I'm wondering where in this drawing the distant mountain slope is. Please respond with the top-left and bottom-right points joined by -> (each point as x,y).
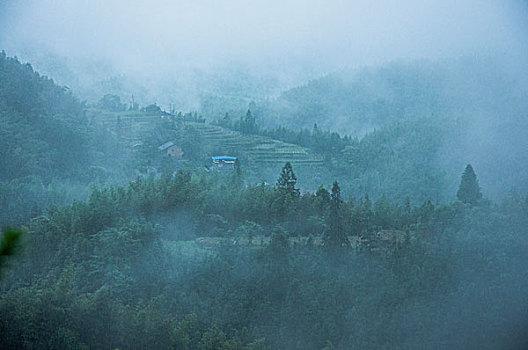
249,57 -> 528,199
257,57 -> 528,135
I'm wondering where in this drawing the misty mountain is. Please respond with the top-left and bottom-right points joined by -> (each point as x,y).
1,0 -> 528,348
258,57 -> 528,134
12,50 -> 292,113
242,57 -> 528,199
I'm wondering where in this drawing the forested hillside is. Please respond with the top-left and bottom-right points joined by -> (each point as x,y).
2,0 -> 527,348
0,51 -> 85,181
0,53 -> 131,226
215,58 -> 528,199
254,58 -> 527,133
1,53 -> 528,349
4,53 -> 524,210
1,165 -> 527,349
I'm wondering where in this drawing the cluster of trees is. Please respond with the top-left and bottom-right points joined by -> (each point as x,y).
215,109 -> 349,156
210,57 -> 528,200
2,53 -> 528,348
8,164 -> 434,241
0,54 -> 135,227
0,52 -> 87,181
1,162 -> 527,348
216,110 -> 257,134
214,107 -> 454,202
97,94 -> 127,112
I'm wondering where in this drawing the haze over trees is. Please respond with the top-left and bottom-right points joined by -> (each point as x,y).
1,0 -> 528,348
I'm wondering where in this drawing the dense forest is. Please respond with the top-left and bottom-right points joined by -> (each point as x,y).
2,161 -> 528,348
1,49 -> 528,349
0,52 -> 134,226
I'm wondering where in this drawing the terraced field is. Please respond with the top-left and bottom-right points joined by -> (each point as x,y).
186,122 -> 324,166
89,109 -> 164,146
89,109 -> 324,167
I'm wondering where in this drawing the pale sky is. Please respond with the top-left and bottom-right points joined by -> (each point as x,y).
1,0 -> 527,77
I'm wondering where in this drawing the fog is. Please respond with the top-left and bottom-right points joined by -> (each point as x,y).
2,1 -> 528,349
1,0 -> 527,107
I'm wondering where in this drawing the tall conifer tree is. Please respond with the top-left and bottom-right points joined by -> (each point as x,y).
457,164 -> 482,205
323,181 -> 350,251
277,162 -> 299,197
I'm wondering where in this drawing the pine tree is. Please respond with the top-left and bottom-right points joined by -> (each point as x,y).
273,162 -> 300,220
457,164 -> 482,205
277,162 -> 299,197
323,181 -> 350,251
241,109 -> 256,134
314,185 -> 330,216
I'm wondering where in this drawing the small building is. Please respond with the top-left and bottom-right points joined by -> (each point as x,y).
158,141 -> 183,159
211,156 -> 237,171
167,145 -> 183,159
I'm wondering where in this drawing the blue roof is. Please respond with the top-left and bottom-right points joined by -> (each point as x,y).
212,156 -> 237,160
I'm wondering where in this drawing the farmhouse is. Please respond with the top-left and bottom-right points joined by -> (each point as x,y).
158,141 -> 183,159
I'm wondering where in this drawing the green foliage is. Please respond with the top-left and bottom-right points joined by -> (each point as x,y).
0,54 -> 131,226
314,185 -> 330,216
1,54 -> 528,349
214,113 -> 455,202
0,227 -> 23,258
97,94 -> 126,112
0,52 -> 82,117
0,227 -> 24,277
276,162 -> 298,196
142,103 -> 163,114
457,164 -> 482,205
240,109 -> 257,134
209,57 -> 528,201
323,182 -> 350,251
0,166 -> 527,348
